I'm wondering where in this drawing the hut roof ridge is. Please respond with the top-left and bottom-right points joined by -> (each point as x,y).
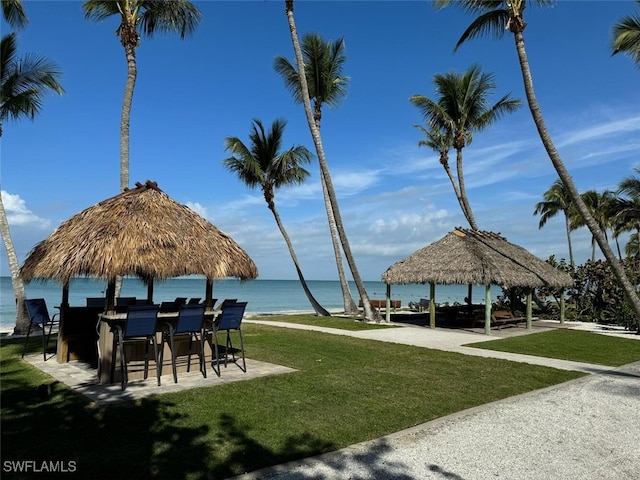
20,180 -> 258,284
382,228 -> 573,289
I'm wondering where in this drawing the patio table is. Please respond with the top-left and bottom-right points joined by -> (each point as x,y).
97,309 -> 218,384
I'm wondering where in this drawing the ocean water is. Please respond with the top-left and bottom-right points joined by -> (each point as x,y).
0,276 -> 497,331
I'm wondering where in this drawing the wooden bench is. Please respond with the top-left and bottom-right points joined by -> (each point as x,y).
474,310 -> 526,329
358,299 -> 401,311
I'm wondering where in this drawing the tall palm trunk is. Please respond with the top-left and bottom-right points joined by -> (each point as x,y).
563,214 -> 574,266
266,194 -> 330,316
284,0 -> 379,321
442,159 -> 472,227
320,173 -> 358,314
114,41 -> 137,297
0,193 -> 29,333
455,147 -> 478,230
315,116 -> 357,314
120,42 -> 136,192
513,31 -> 640,330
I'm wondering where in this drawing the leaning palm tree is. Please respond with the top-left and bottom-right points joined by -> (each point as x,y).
612,0 -> 640,68
0,32 -> 64,333
534,179 -> 576,266
436,0 -> 640,329
223,118 -> 330,317
410,65 -> 521,230
274,33 -> 358,315
283,0 -> 379,321
82,0 -> 201,193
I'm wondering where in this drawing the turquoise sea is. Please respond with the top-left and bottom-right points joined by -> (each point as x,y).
0,276 -> 498,331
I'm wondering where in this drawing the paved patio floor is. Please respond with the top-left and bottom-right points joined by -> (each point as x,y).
23,353 -> 296,405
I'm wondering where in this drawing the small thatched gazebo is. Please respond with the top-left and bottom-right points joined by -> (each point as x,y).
381,228 -> 573,333
20,180 -> 258,313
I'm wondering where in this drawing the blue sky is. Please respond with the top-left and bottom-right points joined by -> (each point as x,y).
1,0 -> 639,282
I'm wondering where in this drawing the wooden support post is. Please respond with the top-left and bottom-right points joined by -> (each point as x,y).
526,289 -> 533,329
106,278 -> 116,314
385,284 -> 391,323
147,281 -> 154,304
56,283 -> 71,363
205,278 -> 214,308
484,285 -> 491,335
429,282 -> 436,329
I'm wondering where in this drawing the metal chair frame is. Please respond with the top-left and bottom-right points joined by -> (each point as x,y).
22,298 -> 60,361
111,305 -> 161,391
208,301 -> 247,376
160,304 -> 207,383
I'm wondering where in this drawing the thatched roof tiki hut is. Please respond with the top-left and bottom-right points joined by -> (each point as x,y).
382,228 -> 573,334
20,180 -> 258,362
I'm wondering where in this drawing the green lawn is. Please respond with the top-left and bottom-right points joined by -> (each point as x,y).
3,324 -> 584,479
249,313 -> 398,330
465,328 -> 640,366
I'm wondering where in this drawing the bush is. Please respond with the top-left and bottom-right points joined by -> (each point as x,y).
499,257 -> 639,330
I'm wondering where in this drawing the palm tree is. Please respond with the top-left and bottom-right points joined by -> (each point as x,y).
82,0 -> 201,193
274,33 -> 358,315
612,0 -> 640,68
625,233 -> 640,258
436,0 -> 640,329
534,180 -> 576,266
410,65 -> 521,230
1,32 -> 64,333
611,168 -> 640,258
223,119 -> 330,317
283,0 -> 379,321
1,0 -> 27,30
574,190 -> 616,261
415,123 -> 470,218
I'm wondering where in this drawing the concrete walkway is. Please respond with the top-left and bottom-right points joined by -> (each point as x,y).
245,318 -> 629,374
230,318 -> 640,480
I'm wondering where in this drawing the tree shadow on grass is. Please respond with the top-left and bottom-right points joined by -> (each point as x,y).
213,413 -> 422,480
1,351 -> 212,480
2,339 -> 427,480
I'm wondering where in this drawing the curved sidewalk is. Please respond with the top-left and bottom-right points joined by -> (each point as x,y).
245,319 -> 619,374
235,319 -> 640,480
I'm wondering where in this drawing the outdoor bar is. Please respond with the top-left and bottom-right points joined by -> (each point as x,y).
19,180 -> 258,384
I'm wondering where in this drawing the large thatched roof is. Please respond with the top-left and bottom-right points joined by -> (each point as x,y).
20,180 -> 258,284
381,228 -> 573,289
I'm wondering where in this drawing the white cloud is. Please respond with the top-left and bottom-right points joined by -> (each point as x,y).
185,201 -> 208,218
332,170 -> 382,195
557,115 -> 640,149
1,191 -> 50,228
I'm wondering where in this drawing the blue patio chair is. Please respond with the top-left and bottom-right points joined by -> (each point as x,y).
217,298 -> 237,309
115,297 -> 137,313
111,304 -> 161,391
160,301 -> 179,313
208,301 -> 247,376
86,297 -> 107,308
160,304 -> 207,383
22,299 -> 60,361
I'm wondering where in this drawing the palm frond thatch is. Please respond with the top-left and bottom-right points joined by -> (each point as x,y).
20,181 -> 258,284
381,228 -> 572,289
